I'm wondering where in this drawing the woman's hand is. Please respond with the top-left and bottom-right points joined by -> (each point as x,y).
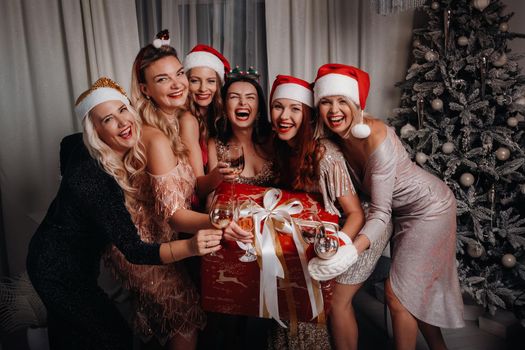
210,161 -> 238,183
223,221 -> 253,243
191,229 -> 223,256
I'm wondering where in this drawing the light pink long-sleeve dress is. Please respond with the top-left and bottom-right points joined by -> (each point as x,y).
345,126 -> 464,328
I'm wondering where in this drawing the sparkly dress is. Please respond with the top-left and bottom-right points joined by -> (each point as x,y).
27,134 -> 162,350
343,126 -> 464,328
104,161 -> 206,344
215,139 -> 274,186
269,139 -> 393,349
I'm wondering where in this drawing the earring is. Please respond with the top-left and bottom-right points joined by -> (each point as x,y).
350,110 -> 371,139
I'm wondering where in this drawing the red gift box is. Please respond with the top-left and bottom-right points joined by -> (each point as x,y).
201,182 -> 339,325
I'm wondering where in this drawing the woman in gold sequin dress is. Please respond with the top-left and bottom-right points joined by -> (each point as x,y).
208,70 -> 274,188
269,75 -> 372,350
103,31 -> 251,350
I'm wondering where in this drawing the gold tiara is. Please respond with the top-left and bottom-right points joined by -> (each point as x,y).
75,77 -> 128,106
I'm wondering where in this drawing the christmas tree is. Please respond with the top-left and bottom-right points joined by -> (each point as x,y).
389,0 -> 525,324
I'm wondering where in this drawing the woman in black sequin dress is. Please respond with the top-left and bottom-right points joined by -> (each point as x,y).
26,77 -> 223,350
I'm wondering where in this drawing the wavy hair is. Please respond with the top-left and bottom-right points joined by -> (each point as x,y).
186,69 -> 224,143
272,104 -> 324,191
82,106 -> 147,204
212,76 -> 272,146
130,44 -> 188,159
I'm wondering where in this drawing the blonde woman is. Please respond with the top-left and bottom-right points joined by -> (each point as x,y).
314,63 -> 464,350
102,31 -> 250,350
27,77 -> 222,350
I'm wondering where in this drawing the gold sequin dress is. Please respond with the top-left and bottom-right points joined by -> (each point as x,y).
103,162 -> 206,344
215,139 -> 274,186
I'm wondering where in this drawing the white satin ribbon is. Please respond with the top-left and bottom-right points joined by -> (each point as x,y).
250,188 -> 324,326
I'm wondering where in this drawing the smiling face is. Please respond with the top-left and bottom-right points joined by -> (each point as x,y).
270,98 -> 304,144
318,95 -> 354,135
90,100 -> 137,158
225,81 -> 259,130
188,67 -> 219,109
140,55 -> 188,114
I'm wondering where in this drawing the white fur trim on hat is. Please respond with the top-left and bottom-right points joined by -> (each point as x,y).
183,51 -> 225,83
313,73 -> 359,106
74,88 -> 129,120
272,83 -> 313,107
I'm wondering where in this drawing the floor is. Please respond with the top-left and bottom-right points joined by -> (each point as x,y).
1,258 -> 523,349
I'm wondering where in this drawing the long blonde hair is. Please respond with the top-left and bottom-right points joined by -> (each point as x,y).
130,44 -> 188,159
82,106 -> 147,203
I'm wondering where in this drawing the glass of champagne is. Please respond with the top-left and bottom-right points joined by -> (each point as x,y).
236,196 -> 257,262
208,194 -> 234,255
220,143 -> 244,198
295,208 -> 323,245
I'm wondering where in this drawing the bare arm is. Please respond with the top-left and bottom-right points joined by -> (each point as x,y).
144,128 -> 213,233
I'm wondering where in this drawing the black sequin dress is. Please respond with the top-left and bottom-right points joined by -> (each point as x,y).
26,133 -> 162,350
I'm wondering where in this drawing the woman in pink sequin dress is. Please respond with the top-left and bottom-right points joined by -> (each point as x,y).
314,63 -> 464,350
103,31 -> 251,350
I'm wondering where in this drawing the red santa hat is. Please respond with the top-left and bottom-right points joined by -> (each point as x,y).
313,63 -> 370,108
183,44 -> 231,83
269,75 -> 313,107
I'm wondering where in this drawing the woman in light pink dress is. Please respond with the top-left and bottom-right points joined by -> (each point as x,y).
313,63 -> 464,350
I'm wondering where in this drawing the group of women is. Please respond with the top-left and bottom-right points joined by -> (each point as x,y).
26,29 -> 464,350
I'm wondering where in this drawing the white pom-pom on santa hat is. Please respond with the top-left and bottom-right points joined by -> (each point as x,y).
183,44 -> 231,83
270,75 -> 313,107
313,63 -> 371,139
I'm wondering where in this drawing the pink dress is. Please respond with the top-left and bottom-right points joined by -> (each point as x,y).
346,127 -> 464,328
104,162 -> 206,344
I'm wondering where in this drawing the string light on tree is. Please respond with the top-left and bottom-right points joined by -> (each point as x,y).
495,147 -> 510,161
459,172 -> 475,187
431,1 -> 440,10
413,39 -> 421,48
499,22 -> 509,32
501,254 -> 517,268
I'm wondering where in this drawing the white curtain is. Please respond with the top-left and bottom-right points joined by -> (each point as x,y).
0,0 -> 140,274
136,0 -> 269,90
265,0 -> 415,119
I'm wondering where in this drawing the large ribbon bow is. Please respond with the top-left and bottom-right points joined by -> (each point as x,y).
251,188 -> 324,327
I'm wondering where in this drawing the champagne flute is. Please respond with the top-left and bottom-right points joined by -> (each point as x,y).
236,196 -> 257,262
208,194 -> 234,256
220,143 -> 244,198
295,208 -> 323,245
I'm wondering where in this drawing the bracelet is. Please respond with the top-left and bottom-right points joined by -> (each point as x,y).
168,241 -> 176,262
